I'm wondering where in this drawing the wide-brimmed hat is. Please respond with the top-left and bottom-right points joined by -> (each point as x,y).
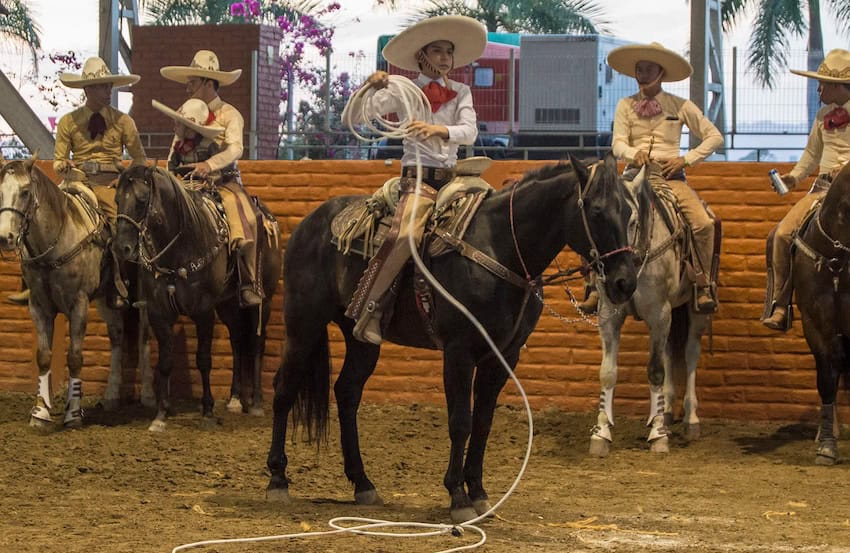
59,57 -> 140,89
607,42 -> 692,82
382,15 -> 487,73
791,49 -> 850,83
152,99 -> 223,138
160,50 -> 242,86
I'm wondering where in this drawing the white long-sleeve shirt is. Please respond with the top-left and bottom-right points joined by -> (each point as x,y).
612,90 -> 723,167
348,73 -> 478,168
789,100 -> 850,183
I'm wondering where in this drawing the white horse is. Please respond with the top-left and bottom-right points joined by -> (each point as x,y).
589,163 -> 717,456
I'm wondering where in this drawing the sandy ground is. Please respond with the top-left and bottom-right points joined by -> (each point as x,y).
1,390 -> 849,553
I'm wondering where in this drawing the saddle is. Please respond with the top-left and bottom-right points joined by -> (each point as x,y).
331,157 -> 494,259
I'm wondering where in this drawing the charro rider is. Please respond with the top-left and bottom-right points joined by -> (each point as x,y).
160,50 -> 261,306
762,49 -> 850,331
579,42 -> 723,314
151,98 -> 224,179
343,15 -> 486,345
8,56 -> 146,306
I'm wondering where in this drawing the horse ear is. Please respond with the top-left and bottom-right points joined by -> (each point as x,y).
603,151 -> 618,173
622,164 -> 646,197
568,154 -> 588,184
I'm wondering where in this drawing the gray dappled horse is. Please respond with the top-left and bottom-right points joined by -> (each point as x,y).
589,164 -> 716,456
0,158 -> 153,428
113,165 -> 281,432
265,154 -> 637,523
792,163 -> 850,465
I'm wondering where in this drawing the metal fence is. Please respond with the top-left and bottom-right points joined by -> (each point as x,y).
0,47 -> 822,163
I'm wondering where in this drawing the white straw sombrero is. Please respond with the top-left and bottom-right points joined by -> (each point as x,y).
382,15 -> 487,72
607,42 -> 692,83
160,50 -> 242,86
790,49 -> 850,83
59,57 -> 140,89
152,99 -> 223,138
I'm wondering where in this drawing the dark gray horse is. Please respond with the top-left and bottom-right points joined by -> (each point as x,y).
113,165 -> 281,431
266,154 -> 637,523
0,158 -> 151,428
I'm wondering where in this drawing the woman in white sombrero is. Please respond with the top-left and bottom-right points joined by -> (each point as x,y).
762,49 -> 850,331
342,15 -> 486,345
152,98 -> 225,179
160,50 -> 262,307
7,57 -> 146,307
579,42 -> 724,316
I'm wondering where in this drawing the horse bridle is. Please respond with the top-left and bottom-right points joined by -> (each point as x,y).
509,160 -> 634,286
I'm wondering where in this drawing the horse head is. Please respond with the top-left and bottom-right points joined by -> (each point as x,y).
568,153 -> 637,305
114,163 -> 153,262
0,157 -> 39,251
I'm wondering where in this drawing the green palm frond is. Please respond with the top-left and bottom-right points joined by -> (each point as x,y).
0,0 -> 41,69
827,0 -> 850,38
744,0 -> 805,88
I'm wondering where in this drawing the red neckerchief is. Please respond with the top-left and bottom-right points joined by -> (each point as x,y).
824,106 -> 850,131
175,137 -> 196,155
88,112 -> 107,139
633,97 -> 663,118
422,80 -> 457,113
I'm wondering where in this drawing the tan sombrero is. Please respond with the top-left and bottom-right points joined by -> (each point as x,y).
382,15 -> 487,73
160,50 -> 242,86
59,57 -> 140,89
152,99 -> 223,138
791,49 -> 850,83
607,42 -> 692,83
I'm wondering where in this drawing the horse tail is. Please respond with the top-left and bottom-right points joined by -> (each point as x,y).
668,303 -> 690,397
282,326 -> 331,445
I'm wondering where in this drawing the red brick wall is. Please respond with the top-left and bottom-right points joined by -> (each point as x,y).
130,24 -> 283,160
0,160 -> 843,423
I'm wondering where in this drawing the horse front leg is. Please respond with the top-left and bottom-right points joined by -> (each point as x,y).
464,352 -> 514,516
680,313 -> 708,440
590,307 -> 627,457
95,298 -> 124,411
29,304 -> 57,429
63,298 -> 90,429
149,317 -> 175,432
443,346 -> 476,524
225,324 -> 244,414
336,329 -> 381,505
814,346 -> 841,465
194,312 -> 216,426
646,304 -> 672,453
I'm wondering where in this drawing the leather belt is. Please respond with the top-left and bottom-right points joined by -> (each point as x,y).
402,165 -> 455,188
80,160 -> 120,175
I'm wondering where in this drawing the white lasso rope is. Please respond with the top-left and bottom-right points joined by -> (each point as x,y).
173,75 -> 534,553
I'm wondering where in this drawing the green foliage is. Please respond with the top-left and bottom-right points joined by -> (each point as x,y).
141,0 -> 321,25
0,0 -> 41,70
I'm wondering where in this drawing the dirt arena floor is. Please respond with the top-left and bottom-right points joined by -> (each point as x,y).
1,389 -> 849,553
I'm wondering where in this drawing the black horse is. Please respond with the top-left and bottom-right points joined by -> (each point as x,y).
113,165 -> 281,431
266,154 -> 638,523
792,163 -> 850,465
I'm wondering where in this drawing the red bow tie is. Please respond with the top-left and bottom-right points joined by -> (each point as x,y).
422,81 -> 457,113
824,107 -> 850,131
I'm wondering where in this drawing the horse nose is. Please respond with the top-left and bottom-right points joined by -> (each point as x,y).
0,232 -> 15,250
614,274 -> 637,301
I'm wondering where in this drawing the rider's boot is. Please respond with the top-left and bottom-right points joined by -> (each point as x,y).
762,305 -> 788,331
577,290 -> 599,314
7,288 -> 30,305
696,286 -> 716,313
236,239 -> 262,307
352,301 -> 383,345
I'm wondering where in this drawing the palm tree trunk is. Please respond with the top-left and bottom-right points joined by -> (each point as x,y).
806,0 -> 824,127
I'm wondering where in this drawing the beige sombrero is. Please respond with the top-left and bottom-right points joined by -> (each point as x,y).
152,99 -> 223,138
160,50 -> 242,86
607,42 -> 692,83
791,49 -> 850,83
59,57 -> 140,89
382,15 -> 487,73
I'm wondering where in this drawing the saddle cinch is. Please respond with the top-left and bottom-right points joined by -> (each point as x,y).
331,157 -> 494,260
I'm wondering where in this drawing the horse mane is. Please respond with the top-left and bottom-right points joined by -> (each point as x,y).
3,160 -> 70,221
149,166 -> 216,234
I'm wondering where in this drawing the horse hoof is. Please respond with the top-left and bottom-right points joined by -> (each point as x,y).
650,436 -> 670,454
589,435 -> 611,457
685,423 -> 701,440
450,506 -> 478,524
148,419 -> 167,432
226,397 -> 243,413
249,407 -> 264,417
354,489 -> 383,506
29,415 -> 52,430
200,416 -> 220,430
63,418 -> 83,430
815,447 -> 838,466
472,498 -> 493,516
266,487 -> 291,504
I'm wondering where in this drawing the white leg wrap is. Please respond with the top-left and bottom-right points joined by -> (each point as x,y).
646,385 -> 665,427
38,371 -> 52,409
64,377 -> 83,425
592,388 -> 615,442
